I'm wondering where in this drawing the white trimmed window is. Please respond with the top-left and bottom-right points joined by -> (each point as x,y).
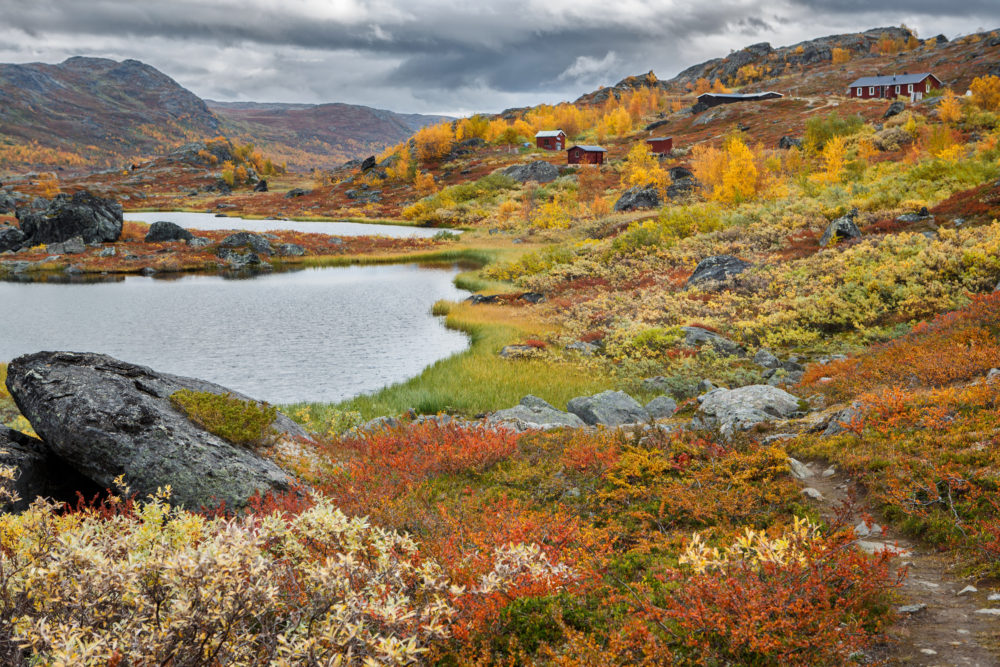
856,88 -> 862,96
908,84 -> 913,93
869,87 -> 875,95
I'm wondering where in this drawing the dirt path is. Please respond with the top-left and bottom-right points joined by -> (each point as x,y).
793,459 -> 999,665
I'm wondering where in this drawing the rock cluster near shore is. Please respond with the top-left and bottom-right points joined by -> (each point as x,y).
3,351 -> 308,510
1,191 -> 122,253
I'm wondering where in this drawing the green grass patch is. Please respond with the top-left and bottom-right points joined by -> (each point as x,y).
170,389 -> 278,449
297,302 -> 616,421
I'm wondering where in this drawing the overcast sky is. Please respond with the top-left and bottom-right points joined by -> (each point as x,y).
0,1 -> 997,116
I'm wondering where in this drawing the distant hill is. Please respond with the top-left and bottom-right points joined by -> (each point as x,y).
207,101 -> 452,171
0,57 -> 221,173
0,57 -> 451,176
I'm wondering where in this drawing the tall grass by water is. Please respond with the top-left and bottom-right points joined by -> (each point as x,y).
290,300 -> 615,424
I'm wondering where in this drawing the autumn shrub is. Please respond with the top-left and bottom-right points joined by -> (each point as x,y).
663,524 -> 894,665
414,122 -> 457,161
0,489 -> 574,665
803,113 -> 864,152
803,291 -> 1000,399
169,389 -> 278,449
970,75 -> 1000,112
831,47 -> 851,64
312,423 -> 520,512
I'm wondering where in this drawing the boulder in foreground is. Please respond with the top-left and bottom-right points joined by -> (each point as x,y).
567,390 -> 648,426
488,395 -> 585,431
6,351 -> 302,509
698,384 -> 802,435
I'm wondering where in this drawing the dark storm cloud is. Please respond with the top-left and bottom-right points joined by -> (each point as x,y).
787,0 -> 1000,17
0,1 -> 996,114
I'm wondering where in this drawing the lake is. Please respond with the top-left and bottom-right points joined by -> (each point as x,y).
124,211 -> 450,238
0,264 -> 469,404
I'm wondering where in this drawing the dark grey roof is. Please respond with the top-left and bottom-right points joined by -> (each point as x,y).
646,137 -> 672,141
848,73 -> 936,88
696,92 -> 783,100
569,145 -> 607,152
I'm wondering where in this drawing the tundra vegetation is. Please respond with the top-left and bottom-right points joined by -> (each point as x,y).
2,32 -> 1000,663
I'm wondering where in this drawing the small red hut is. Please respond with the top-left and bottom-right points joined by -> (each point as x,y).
535,130 -> 566,150
567,145 -> 606,165
847,73 -> 941,100
646,137 -> 673,154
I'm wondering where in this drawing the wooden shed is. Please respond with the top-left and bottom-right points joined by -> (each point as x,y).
847,73 -> 941,101
535,130 -> 566,151
646,137 -> 673,154
567,145 -> 606,165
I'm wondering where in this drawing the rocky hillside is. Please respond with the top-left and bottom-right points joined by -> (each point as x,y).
0,57 -> 450,176
575,26 -> 997,104
208,101 -> 452,171
0,57 -> 221,173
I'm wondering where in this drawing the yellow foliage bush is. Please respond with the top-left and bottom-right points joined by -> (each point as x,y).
414,122 -> 456,161
970,75 -> 1000,112
0,491 -> 571,665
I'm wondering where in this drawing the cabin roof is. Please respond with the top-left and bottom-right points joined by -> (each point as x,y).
535,130 -> 565,138
696,92 -> 783,101
848,73 -> 936,88
568,145 -> 607,152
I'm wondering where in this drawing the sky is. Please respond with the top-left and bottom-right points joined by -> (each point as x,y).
0,1 -> 997,116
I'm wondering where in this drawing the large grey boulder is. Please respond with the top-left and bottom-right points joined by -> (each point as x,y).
47,236 -> 87,255
614,185 -> 660,212
567,390 -> 648,426
0,225 -> 25,252
5,351 -> 303,509
0,425 -> 98,512
488,395 -> 585,431
820,210 -> 862,247
666,177 -> 699,199
883,101 -> 905,119
145,221 -> 194,243
686,255 -> 750,288
15,192 -> 122,245
682,326 -> 745,357
219,231 -> 274,255
0,426 -> 55,512
645,396 -> 678,420
779,136 -> 802,149
0,193 -> 17,214
217,247 -> 263,270
698,385 -> 803,435
753,348 -> 781,369
502,161 -> 559,184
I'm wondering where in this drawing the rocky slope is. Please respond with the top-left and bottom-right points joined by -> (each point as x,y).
0,57 -> 221,171
0,57 -> 450,175
208,100 -> 452,171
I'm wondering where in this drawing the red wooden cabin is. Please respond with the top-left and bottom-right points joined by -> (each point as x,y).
646,137 -> 673,154
847,73 -> 941,100
567,145 -> 606,165
535,130 -> 566,150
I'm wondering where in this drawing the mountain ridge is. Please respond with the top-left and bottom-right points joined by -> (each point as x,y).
0,57 -> 451,175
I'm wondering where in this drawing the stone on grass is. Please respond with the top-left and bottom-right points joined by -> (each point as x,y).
567,390 -> 648,426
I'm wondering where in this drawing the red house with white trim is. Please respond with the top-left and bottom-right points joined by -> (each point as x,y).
847,73 -> 942,100
535,130 -> 566,150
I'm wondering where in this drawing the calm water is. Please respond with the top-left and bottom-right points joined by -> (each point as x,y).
0,264 -> 469,404
124,211 -> 450,238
